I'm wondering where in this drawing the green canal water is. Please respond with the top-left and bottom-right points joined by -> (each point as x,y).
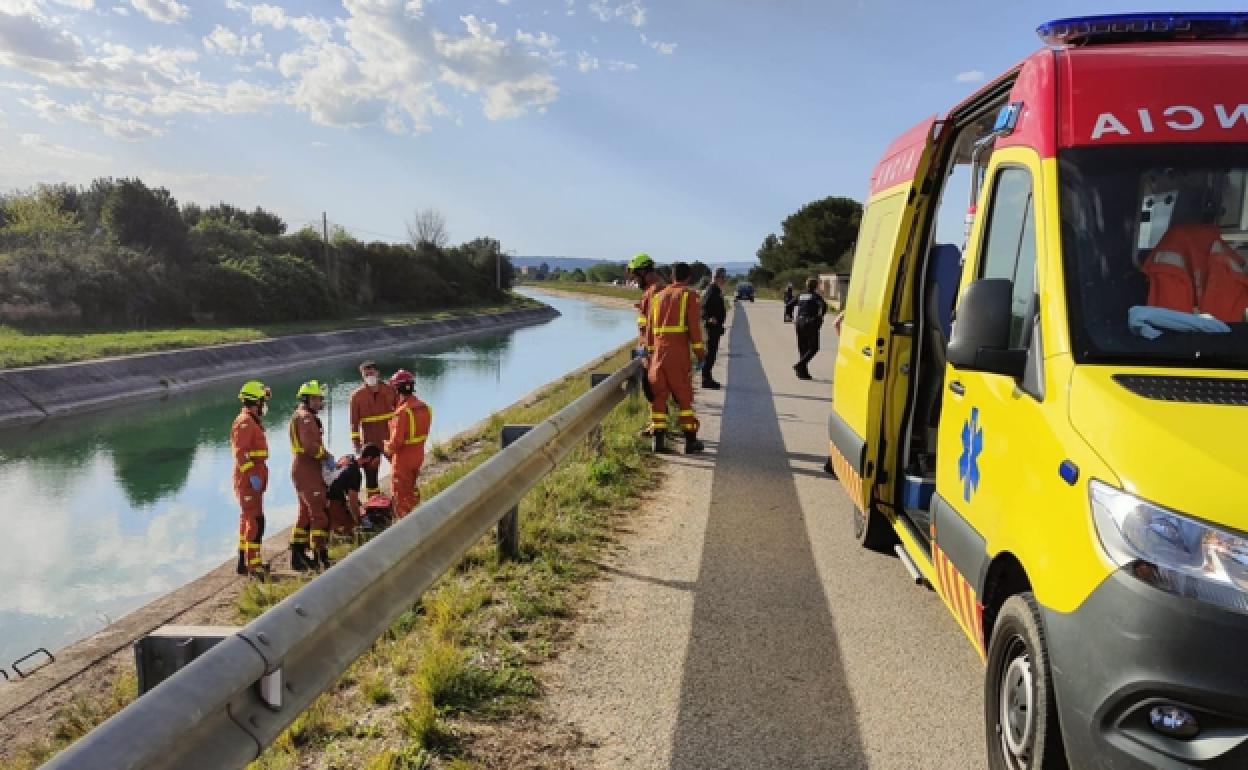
0,290 -> 635,670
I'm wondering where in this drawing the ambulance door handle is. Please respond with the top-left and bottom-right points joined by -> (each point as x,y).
861,347 -> 872,358
948,381 -> 966,396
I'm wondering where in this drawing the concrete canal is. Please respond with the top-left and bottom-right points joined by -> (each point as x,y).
0,290 -> 634,670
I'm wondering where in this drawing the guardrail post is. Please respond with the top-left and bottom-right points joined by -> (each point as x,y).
628,348 -> 645,396
588,373 -> 611,453
498,425 -> 531,561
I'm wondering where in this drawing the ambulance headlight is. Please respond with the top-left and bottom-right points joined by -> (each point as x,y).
1090,481 -> 1248,614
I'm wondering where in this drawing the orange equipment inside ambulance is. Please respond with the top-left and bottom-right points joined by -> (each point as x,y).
827,12 -> 1248,769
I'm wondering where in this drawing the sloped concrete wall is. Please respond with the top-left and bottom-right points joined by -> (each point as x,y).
0,306 -> 558,429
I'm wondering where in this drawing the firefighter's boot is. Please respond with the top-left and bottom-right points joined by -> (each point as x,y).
683,430 -> 705,454
290,544 -> 314,572
652,429 -> 668,453
236,550 -> 247,575
316,548 -> 333,571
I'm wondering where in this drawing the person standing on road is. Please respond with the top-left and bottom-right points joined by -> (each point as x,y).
646,261 -> 707,454
289,380 -> 333,571
783,282 -> 796,322
700,267 -> 727,390
231,380 -> 271,577
348,360 -> 397,498
793,278 -> 828,380
385,369 -> 432,520
326,444 -> 384,535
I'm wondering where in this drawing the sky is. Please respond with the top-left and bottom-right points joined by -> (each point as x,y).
0,0 -> 1240,262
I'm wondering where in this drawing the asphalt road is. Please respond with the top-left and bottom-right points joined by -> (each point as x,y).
545,298 -> 984,769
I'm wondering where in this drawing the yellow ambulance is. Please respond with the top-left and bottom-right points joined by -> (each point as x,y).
828,13 -> 1248,769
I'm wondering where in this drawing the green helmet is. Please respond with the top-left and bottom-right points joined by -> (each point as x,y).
238,380 -> 270,403
628,253 -> 655,271
297,380 -> 325,398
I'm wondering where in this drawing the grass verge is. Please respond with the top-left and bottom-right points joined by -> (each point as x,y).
9,344 -> 654,769
0,294 -> 542,369
517,282 -> 640,302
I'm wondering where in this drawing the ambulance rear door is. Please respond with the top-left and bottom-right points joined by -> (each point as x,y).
830,117 -> 946,526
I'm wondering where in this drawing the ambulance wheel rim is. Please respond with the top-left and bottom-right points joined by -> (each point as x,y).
999,637 -> 1035,768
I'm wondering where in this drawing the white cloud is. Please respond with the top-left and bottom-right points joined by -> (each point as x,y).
516,29 -> 558,49
577,50 -> 634,74
954,69 -> 985,83
588,0 -> 644,27
229,1 -> 332,43
49,0 -> 94,9
112,4 -> 128,14
22,93 -> 165,140
309,140 -> 327,147
640,33 -> 675,55
18,132 -> 108,161
435,14 -> 558,119
204,24 -> 264,56
129,0 -> 188,24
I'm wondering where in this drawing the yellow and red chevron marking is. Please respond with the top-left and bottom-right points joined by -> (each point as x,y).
932,542 -> 986,660
827,440 -> 867,513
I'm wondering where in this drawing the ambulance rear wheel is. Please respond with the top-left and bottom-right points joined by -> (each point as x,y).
985,594 -> 1068,770
852,503 -> 892,552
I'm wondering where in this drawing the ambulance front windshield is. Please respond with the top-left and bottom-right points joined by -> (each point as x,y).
1060,143 -> 1248,369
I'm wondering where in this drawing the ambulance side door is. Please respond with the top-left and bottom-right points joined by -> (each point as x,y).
936,154 -> 1045,618
830,118 -> 943,517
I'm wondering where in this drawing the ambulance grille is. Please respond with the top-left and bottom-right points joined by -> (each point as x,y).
1114,375 -> 1248,406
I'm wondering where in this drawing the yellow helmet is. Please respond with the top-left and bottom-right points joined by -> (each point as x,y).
628,253 -> 655,271
238,380 -> 270,403
296,380 -> 325,398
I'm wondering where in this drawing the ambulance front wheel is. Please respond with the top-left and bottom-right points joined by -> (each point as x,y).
852,502 -> 893,552
984,594 -> 1068,770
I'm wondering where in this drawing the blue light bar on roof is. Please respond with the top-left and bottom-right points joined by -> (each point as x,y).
1037,12 -> 1248,46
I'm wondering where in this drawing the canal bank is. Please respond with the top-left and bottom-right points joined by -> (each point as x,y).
0,339 -> 636,751
0,303 -> 558,429
0,291 -> 635,682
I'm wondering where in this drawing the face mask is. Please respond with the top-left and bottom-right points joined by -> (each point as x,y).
365,375 -> 379,387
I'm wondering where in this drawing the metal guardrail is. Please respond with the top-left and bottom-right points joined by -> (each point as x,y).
44,357 -> 642,770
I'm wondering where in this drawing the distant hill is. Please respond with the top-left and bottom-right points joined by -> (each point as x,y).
513,256 -> 758,276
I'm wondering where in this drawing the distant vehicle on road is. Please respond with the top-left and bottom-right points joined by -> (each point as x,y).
828,13 -> 1248,770
734,282 -> 755,302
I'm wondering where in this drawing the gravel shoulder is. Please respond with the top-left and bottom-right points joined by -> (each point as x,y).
530,299 -> 984,769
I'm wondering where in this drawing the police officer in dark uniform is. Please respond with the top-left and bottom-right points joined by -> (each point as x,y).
700,267 -> 727,389
793,277 -> 828,380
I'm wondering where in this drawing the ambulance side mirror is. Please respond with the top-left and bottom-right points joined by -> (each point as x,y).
948,279 -> 1027,379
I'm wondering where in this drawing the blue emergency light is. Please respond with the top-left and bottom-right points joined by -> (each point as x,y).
1037,12 -> 1248,46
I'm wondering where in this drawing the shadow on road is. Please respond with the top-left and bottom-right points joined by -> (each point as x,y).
668,309 -> 868,769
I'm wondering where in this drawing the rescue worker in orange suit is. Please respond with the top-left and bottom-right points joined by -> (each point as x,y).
348,360 -> 397,498
385,369 -> 432,520
646,261 -> 706,454
289,380 -> 334,571
628,252 -> 665,429
326,444 -> 384,535
231,380 -> 271,577
629,252 -> 665,348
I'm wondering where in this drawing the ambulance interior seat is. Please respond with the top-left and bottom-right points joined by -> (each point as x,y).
911,243 -> 962,477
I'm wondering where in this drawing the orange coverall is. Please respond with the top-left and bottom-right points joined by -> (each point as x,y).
230,408 -> 269,573
289,404 -> 329,551
646,281 -> 706,434
635,276 -> 667,347
349,381 -> 398,494
386,395 -> 432,519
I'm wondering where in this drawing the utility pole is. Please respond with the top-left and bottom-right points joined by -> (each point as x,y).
322,211 -> 332,292
496,247 -> 501,291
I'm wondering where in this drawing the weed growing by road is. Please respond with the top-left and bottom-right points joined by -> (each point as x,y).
246,346 -> 655,768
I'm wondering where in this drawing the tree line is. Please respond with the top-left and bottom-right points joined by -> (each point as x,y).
749,196 -> 862,288
0,179 -> 514,328
520,260 -> 713,285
